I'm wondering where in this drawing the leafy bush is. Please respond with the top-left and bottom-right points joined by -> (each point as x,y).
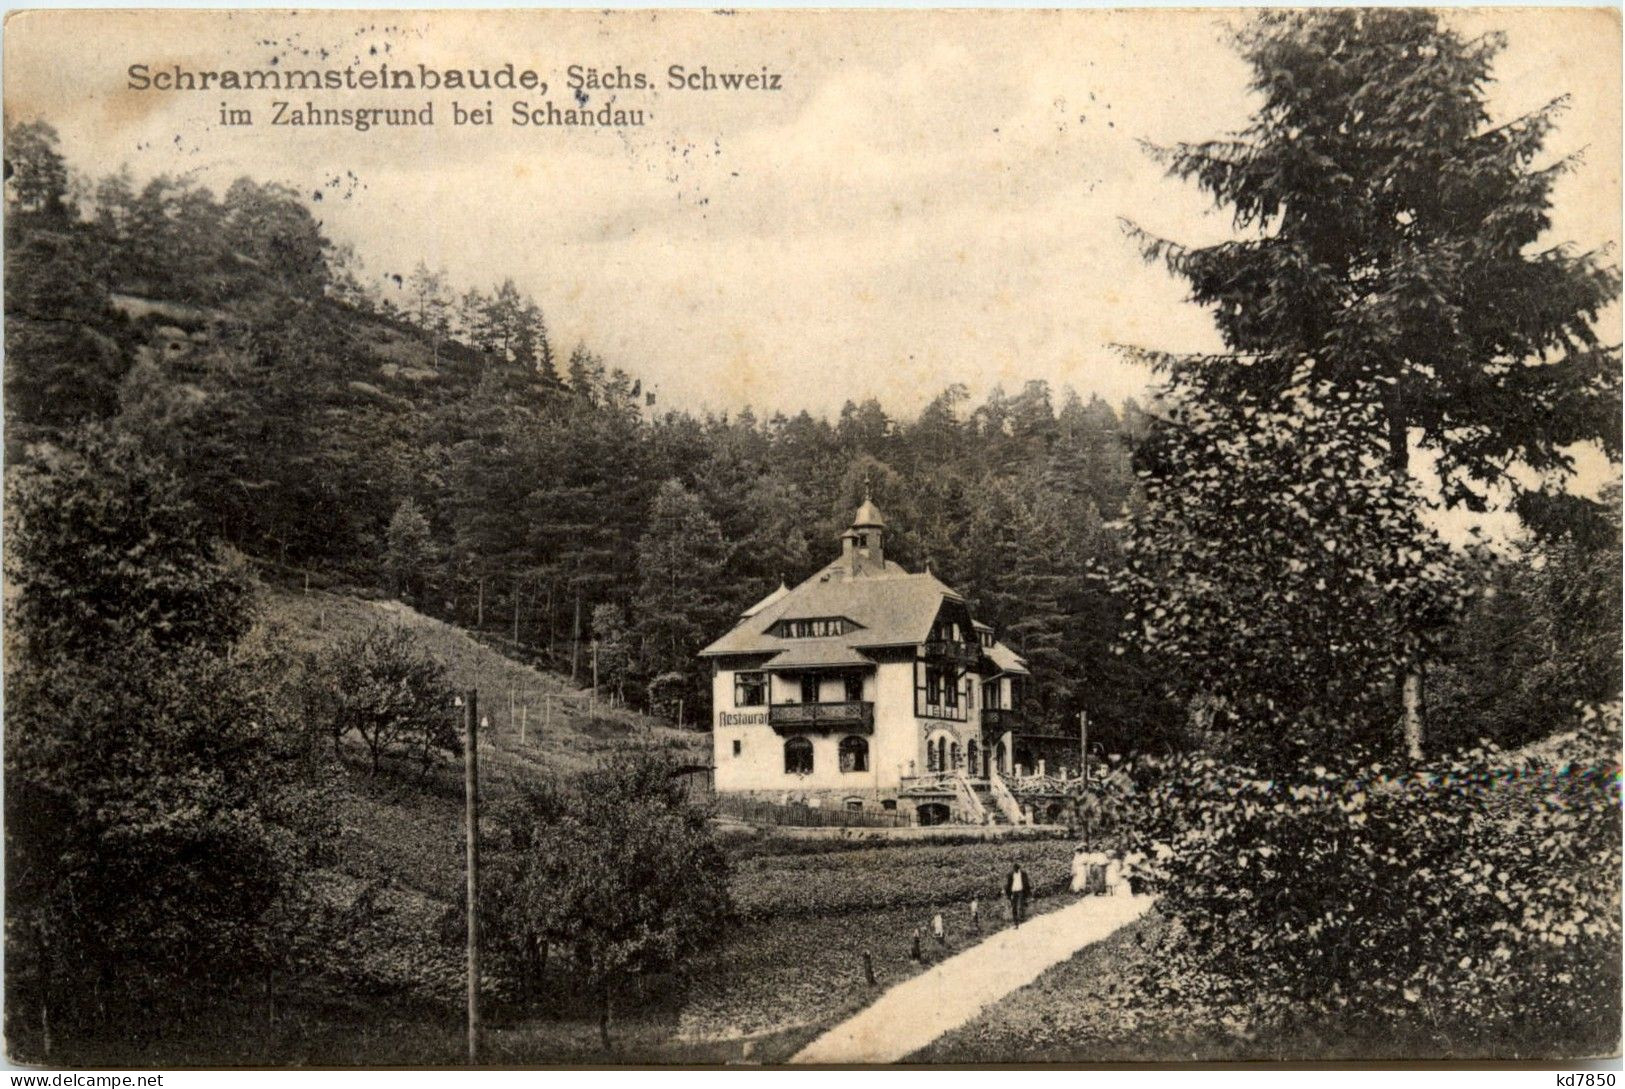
481,755 -> 733,1048
320,624 -> 459,776
3,431 -> 339,1058
1119,706 -> 1621,1055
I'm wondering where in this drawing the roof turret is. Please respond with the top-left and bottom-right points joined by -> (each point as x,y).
852,473 -> 885,528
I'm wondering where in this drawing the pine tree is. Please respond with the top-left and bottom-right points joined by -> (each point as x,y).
384,497 -> 434,602
632,480 -> 729,719
1123,9 -> 1621,758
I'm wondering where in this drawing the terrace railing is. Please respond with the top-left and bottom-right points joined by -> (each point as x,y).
898,770 -> 959,794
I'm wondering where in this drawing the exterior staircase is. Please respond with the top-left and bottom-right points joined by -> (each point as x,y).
967,778 -> 1012,825
986,769 -> 1028,825
950,771 -> 990,824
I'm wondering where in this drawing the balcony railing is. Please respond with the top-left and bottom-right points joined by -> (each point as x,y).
980,707 -> 1022,733
923,639 -> 980,668
768,700 -> 874,733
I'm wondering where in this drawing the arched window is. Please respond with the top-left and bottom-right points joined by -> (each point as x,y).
949,741 -> 961,770
784,737 -> 813,775
839,736 -> 869,773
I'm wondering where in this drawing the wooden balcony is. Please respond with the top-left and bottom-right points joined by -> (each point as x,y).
768,700 -> 874,733
980,707 -> 1022,733
922,639 -> 980,668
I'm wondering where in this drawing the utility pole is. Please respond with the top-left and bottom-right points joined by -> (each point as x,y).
463,689 -> 481,1065
1079,710 -> 1089,787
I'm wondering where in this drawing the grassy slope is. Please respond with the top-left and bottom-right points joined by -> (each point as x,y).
253,578 -> 709,784
57,581 -> 1100,1065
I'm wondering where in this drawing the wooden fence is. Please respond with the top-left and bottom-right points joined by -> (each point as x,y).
714,794 -> 913,828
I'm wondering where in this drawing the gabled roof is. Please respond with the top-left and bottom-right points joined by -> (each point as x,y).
984,641 -> 1031,676
740,581 -> 791,619
700,558 -> 965,661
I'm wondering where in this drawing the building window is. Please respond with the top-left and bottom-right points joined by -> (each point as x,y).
845,798 -> 864,812
777,617 -> 849,638
982,680 -> 1000,710
732,739 -> 742,757
925,668 -> 943,704
734,671 -> 766,707
784,736 -> 813,775
881,799 -> 897,811
800,674 -> 819,703
839,736 -> 869,773
950,741 -> 961,769
944,676 -> 960,708
844,673 -> 863,702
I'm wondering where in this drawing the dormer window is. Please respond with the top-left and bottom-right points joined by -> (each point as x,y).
774,616 -> 854,639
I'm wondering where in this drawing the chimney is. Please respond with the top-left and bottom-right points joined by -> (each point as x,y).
839,529 -> 859,576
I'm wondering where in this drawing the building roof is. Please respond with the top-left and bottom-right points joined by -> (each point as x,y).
984,641 -> 1031,676
761,641 -> 877,669
702,557 -> 1026,674
701,558 -> 960,659
739,581 -> 791,618
700,491 -> 1026,673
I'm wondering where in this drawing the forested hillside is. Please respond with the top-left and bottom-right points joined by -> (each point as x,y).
3,120 -> 1180,748
6,119 -> 1617,753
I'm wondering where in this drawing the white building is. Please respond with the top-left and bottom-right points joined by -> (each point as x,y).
700,493 -> 1075,825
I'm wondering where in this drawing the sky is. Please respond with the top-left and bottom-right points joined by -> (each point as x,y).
4,7 -> 1620,429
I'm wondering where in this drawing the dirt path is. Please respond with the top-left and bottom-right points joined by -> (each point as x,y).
789,893 -> 1153,1065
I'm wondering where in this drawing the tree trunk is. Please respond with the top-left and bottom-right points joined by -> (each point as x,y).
598,986 -> 613,1051
1388,403 -> 1425,760
546,583 -> 555,656
1402,666 -> 1424,763
571,592 -> 582,683
477,576 -> 485,629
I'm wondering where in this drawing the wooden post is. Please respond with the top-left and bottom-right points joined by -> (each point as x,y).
520,698 -> 527,745
676,697 -> 684,729
464,689 -> 482,1065
863,951 -> 876,986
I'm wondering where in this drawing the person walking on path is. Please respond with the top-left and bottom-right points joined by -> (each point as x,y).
1005,862 -> 1030,927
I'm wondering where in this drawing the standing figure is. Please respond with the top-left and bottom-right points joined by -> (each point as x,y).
1070,845 -> 1090,894
969,897 -> 982,933
1005,862 -> 1030,927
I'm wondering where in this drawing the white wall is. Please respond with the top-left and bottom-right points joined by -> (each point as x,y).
712,665 -> 882,795
713,660 -> 992,797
